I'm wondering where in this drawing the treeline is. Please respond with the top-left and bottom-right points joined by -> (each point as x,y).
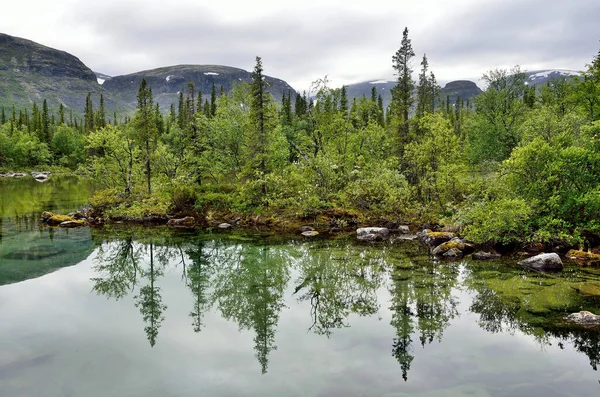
2,28 -> 600,245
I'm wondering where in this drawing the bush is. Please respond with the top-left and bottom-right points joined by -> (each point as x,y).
460,197 -> 532,245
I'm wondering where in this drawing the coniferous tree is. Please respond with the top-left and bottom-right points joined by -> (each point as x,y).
177,92 -> 185,128
377,95 -> 385,126
134,78 -> 158,195
371,86 -> 377,103
210,82 -> 217,117
97,94 -> 107,128
390,27 -> 415,156
42,99 -> 50,143
416,54 -> 432,118
1,107 -> 5,125
340,86 -> 349,116
58,103 -> 65,125
84,92 -> 95,133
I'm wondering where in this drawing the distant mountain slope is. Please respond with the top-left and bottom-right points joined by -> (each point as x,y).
525,69 -> 580,86
0,33 -> 128,113
344,79 -> 482,110
102,64 -> 296,111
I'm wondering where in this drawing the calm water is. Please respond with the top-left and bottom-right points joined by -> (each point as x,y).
1,177 -> 600,397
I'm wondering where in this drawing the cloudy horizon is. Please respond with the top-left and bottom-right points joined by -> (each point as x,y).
1,0 -> 599,92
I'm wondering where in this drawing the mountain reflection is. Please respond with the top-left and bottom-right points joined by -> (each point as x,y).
89,233 -> 600,379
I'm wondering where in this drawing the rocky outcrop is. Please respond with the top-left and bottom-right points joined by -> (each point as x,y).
357,227 -> 389,242
565,311 -> 600,326
59,220 -> 88,228
518,253 -> 563,271
418,229 -> 455,247
472,251 -> 501,260
167,216 -> 196,227
432,237 -> 475,258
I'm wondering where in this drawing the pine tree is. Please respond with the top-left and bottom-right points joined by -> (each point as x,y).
42,99 -> 50,143
248,56 -> 274,198
58,103 -> 65,125
210,82 -> 217,117
97,94 -> 106,128
377,95 -> 385,126
416,54 -> 432,118
134,78 -> 158,195
371,86 -> 377,103
177,92 -> 185,128
390,27 -> 415,155
84,92 -> 95,133
340,85 -> 349,116
0,107 -> 5,125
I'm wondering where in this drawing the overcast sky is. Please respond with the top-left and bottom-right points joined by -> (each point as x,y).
1,0 -> 599,91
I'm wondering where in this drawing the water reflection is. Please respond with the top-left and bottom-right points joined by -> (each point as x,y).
88,232 -> 600,381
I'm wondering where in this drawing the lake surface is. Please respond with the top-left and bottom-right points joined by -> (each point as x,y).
1,177 -> 600,397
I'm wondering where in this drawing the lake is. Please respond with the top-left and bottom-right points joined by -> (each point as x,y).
1,176 -> 599,397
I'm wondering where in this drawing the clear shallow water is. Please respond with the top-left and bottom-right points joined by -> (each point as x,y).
1,178 -> 600,397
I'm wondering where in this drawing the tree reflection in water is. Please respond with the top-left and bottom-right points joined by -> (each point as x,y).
89,234 -> 600,380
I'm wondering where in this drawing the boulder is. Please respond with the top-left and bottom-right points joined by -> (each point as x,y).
301,230 -> 319,237
218,223 -> 232,229
432,237 -> 475,257
472,251 -> 501,260
13,172 -> 27,178
565,311 -> 600,326
31,172 -> 49,181
566,249 -> 600,262
417,229 -> 455,247
46,214 -> 73,225
167,216 -> 196,227
41,211 -> 55,221
397,225 -> 410,234
357,227 -> 389,242
518,253 -> 563,271
59,220 -> 88,228
299,225 -> 315,233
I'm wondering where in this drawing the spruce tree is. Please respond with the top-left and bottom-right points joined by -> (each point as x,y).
390,27 -> 415,156
371,86 -> 377,103
340,85 -> 349,116
416,54 -> 431,117
58,103 -> 65,125
84,92 -> 95,133
42,99 -> 50,143
134,78 -> 158,195
1,107 -> 5,125
377,95 -> 385,126
97,94 -> 106,128
210,82 -> 217,117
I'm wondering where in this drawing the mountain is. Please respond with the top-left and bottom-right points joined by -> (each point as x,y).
0,33 -> 296,116
344,79 -> 482,110
0,33 -> 128,113
101,64 -> 296,111
525,69 -> 580,86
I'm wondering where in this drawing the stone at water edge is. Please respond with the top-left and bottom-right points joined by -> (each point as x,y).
218,223 -> 232,229
301,230 -> 319,237
167,216 -> 196,227
517,252 -> 563,271
59,220 -> 88,228
417,229 -> 456,247
357,227 -> 390,242
565,311 -> 600,326
398,225 -> 410,234
299,225 -> 315,233
472,251 -> 501,260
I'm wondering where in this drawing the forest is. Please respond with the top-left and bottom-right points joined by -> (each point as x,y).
1,28 -> 600,247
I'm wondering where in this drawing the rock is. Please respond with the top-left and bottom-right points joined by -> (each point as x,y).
31,172 -> 49,181
142,215 -> 168,224
573,282 -> 600,297
472,251 -> 501,260
167,216 -> 196,227
565,311 -> 600,326
397,225 -> 410,234
357,227 -> 389,242
417,229 -> 456,247
13,172 -> 27,178
218,223 -> 232,229
299,225 -> 315,233
46,214 -> 73,225
391,234 -> 418,242
566,249 -> 600,262
41,211 -> 55,221
59,220 -> 88,228
301,230 -> 319,237
518,253 -> 563,271
432,237 -> 475,257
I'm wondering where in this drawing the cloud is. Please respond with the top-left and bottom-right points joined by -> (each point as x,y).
63,1 -> 401,90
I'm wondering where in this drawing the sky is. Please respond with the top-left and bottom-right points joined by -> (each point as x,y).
1,0 -> 599,91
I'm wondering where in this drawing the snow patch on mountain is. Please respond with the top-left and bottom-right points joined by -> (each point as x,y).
369,80 -> 392,84
97,78 -> 105,85
204,72 -> 219,76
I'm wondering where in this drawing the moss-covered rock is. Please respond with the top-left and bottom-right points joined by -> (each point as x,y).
418,229 -> 456,247
46,214 -> 73,225
566,249 -> 600,262
59,219 -> 88,228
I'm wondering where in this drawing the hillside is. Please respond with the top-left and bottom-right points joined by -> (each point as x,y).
0,33 -> 129,113
102,64 -> 296,111
345,79 -> 482,110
